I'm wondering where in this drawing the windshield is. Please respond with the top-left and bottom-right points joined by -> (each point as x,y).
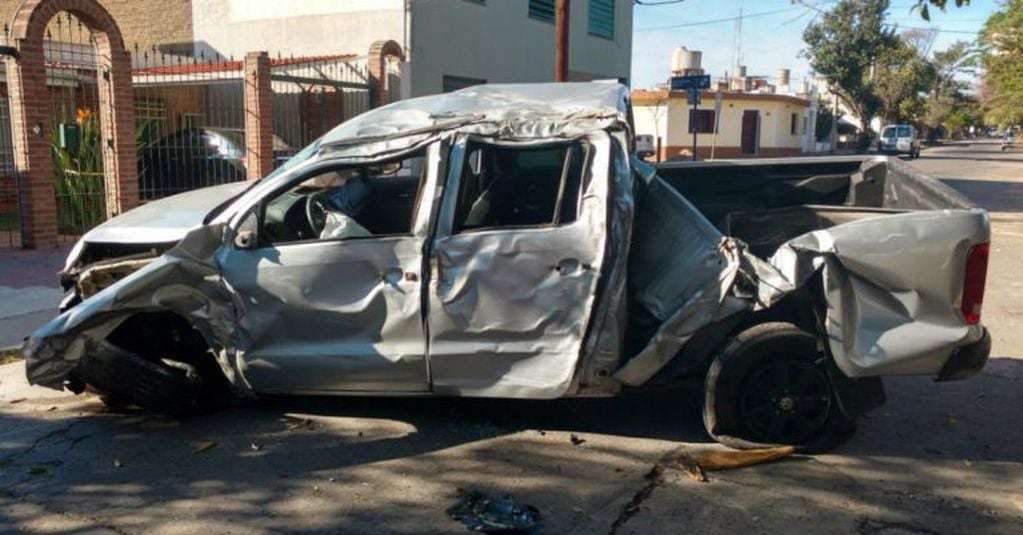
202,137 -> 323,224
263,137 -> 323,182
882,126 -> 912,139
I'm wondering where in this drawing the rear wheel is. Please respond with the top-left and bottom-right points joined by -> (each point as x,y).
703,322 -> 855,453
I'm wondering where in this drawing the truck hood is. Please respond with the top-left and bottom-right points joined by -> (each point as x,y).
79,182 -> 250,245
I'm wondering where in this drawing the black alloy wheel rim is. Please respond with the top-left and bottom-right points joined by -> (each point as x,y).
738,358 -> 833,444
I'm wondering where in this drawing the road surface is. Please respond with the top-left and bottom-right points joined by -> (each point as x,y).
1,142 -> 1020,534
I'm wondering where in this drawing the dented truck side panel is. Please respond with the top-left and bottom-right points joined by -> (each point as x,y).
20,83 -> 991,411
425,134 -> 611,399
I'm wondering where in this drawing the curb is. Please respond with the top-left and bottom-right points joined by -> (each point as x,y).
991,214 -> 1023,224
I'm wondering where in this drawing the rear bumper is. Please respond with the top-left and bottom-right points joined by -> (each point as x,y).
936,328 -> 991,382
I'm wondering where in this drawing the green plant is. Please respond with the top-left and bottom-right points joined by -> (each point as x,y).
50,108 -> 162,234
51,108 -> 105,234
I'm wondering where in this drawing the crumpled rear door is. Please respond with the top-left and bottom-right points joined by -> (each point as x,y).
426,134 -> 611,398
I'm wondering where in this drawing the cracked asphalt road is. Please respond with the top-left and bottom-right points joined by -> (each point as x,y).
0,141 -> 1020,534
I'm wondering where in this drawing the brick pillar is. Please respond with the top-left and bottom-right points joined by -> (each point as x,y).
97,47 -> 138,217
244,51 -> 273,181
368,40 -> 404,109
6,39 -> 57,248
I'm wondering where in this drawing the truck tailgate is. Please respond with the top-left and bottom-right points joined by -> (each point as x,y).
770,208 -> 990,378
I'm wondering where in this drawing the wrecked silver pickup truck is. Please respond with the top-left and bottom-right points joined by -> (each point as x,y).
22,83 -> 990,451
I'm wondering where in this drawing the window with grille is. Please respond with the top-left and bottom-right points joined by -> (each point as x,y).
529,0 -> 556,23
443,75 -> 487,93
689,109 -> 715,134
134,99 -> 167,147
588,0 -> 615,39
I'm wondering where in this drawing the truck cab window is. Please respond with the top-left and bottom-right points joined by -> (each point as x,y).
453,141 -> 588,233
260,150 -> 427,244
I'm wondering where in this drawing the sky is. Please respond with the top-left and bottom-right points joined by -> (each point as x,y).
630,0 -> 1001,90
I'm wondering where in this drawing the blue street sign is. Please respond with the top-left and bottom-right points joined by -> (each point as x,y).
670,74 -> 711,91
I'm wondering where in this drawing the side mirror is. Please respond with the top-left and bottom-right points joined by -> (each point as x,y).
234,229 -> 256,249
233,211 -> 259,249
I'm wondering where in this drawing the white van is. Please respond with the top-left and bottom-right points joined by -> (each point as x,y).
878,124 -> 921,158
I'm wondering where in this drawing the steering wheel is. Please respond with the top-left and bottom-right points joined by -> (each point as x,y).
305,190 -> 331,236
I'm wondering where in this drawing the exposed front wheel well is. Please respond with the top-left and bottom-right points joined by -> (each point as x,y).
75,312 -> 232,415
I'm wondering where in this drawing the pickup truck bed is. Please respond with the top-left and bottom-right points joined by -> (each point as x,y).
656,156 -> 975,257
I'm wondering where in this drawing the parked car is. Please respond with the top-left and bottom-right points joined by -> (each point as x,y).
23,83 -> 990,452
138,127 -> 293,199
877,124 -> 921,158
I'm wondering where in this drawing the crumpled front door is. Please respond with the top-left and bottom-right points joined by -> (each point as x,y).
426,134 -> 611,398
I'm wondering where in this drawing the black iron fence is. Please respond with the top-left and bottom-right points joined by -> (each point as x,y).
0,13 -> 382,249
270,54 -> 373,160
0,90 -> 18,248
45,13 -> 105,244
132,49 -> 247,200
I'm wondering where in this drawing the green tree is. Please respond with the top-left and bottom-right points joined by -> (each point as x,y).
871,37 -> 932,123
980,0 -> 1023,127
814,99 -> 840,143
913,0 -> 972,20
802,0 -> 898,132
920,41 -> 977,139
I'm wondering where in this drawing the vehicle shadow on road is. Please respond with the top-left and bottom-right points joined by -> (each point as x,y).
939,179 -> 1023,212
1,357 -> 1020,533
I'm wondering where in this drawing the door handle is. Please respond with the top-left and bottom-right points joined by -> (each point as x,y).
432,255 -> 446,285
382,267 -> 418,284
555,258 -> 582,275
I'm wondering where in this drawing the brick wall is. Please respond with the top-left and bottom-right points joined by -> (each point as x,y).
0,0 -> 193,52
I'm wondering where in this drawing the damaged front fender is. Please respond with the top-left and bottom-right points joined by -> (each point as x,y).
22,224 -> 252,396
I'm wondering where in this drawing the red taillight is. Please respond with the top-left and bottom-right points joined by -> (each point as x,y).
961,243 -> 989,325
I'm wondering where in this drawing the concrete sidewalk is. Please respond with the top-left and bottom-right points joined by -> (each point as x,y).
0,247 -> 69,350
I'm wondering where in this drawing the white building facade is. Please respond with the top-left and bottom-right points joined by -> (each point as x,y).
190,0 -> 633,98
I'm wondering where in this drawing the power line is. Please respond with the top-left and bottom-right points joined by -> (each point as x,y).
888,24 -> 980,35
635,6 -> 801,32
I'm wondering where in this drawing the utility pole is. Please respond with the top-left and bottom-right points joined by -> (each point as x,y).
691,94 -> 699,161
556,0 -> 570,82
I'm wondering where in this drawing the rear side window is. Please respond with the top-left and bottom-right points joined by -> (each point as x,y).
452,141 -> 588,233
898,126 -> 912,137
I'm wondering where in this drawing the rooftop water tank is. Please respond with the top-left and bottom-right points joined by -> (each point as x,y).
671,47 -> 702,75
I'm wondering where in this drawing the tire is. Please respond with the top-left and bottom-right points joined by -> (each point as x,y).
703,322 -> 856,453
75,340 -> 205,416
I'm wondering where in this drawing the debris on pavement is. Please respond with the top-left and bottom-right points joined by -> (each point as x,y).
676,446 -> 796,482
250,442 -> 262,451
609,465 -> 666,534
193,441 -> 218,454
113,458 -> 123,468
447,490 -> 541,534
8,397 -> 26,404
611,446 -> 797,532
282,416 -> 318,431
27,466 -> 48,475
569,434 -> 586,446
